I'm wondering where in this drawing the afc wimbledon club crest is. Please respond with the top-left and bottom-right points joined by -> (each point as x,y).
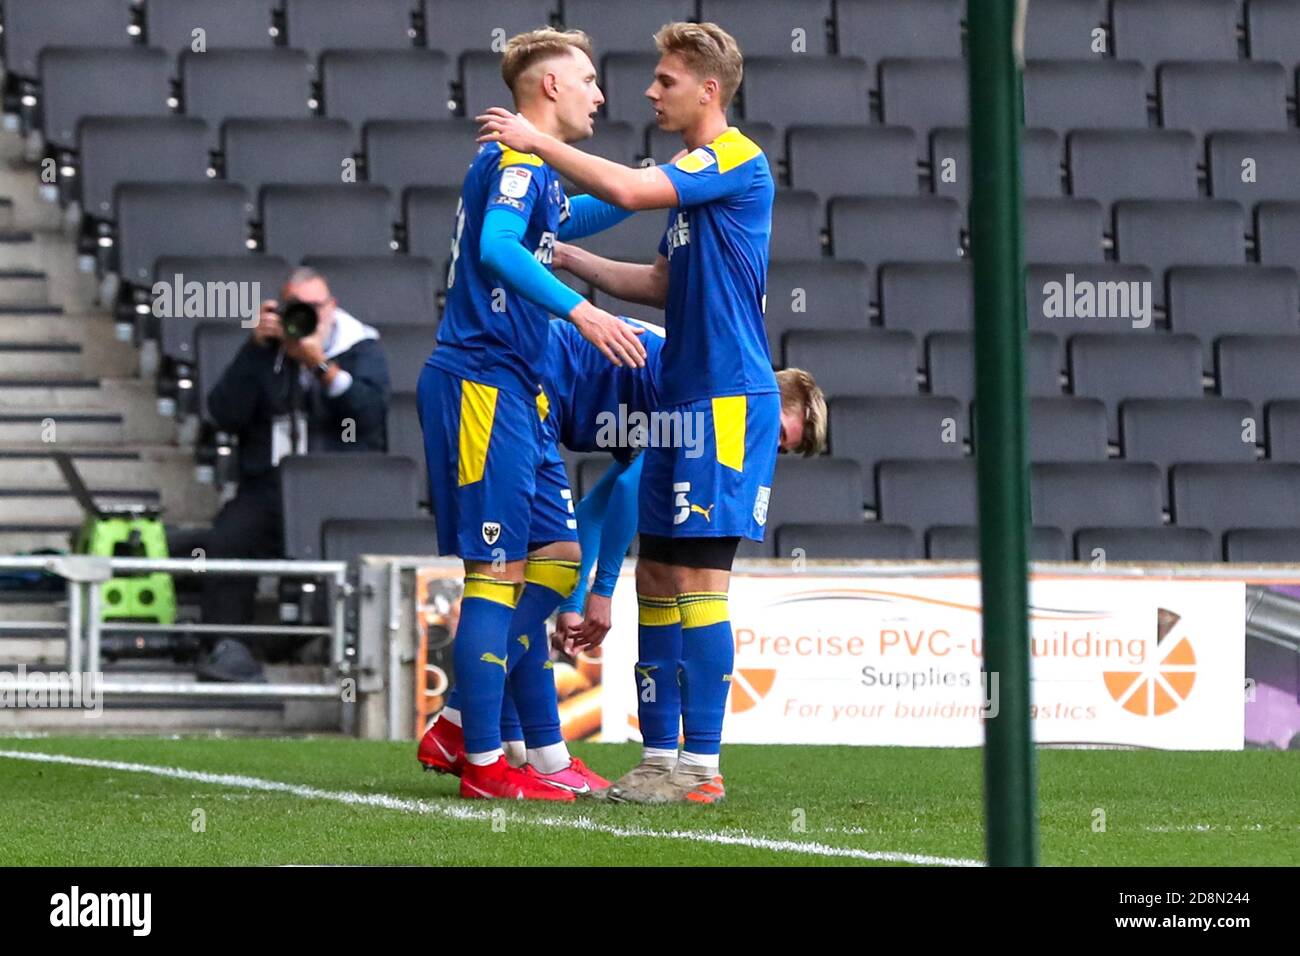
753,486 -> 771,527
481,522 -> 502,546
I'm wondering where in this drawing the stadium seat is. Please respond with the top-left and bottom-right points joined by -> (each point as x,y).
195,320 -> 252,424
930,128 -> 1063,202
926,525 -> 1070,560
781,329 -> 916,395
144,0 -> 276,68
787,126 -> 919,203
828,395 -> 965,504
300,256 -> 438,328
764,259 -> 872,360
1111,0 -> 1238,75
1256,202 -> 1300,268
770,191 -> 824,258
1207,133 -> 1300,204
1024,263 -> 1157,350
422,0 -> 554,64
1023,60 -> 1148,134
39,49 -> 171,151
1031,462 -> 1165,536
280,454 -> 420,560
1158,61 -> 1291,138
78,117 -> 210,221
1022,0 -> 1107,60
600,54 -> 659,125
699,0 -> 832,56
1167,266 -> 1300,371
4,0 -> 135,80
363,120 -> 478,202
1121,398 -> 1258,505
1224,528 -> 1300,562
878,262 -> 973,349
386,392 -> 426,487
571,211 -> 669,264
116,182 -> 253,286
828,197 -> 963,284
1217,335 -> 1300,418
835,0 -> 963,75
763,458 -> 865,532
1067,130 -> 1200,207
742,57 -> 871,140
557,122 -> 640,186
1266,401 -> 1300,462
1171,462 -> 1300,539
1023,198 -> 1105,263
403,186 -> 459,278
1074,527 -> 1217,562
1069,334 -> 1204,438
153,254 -> 291,366
1114,201 -> 1248,308
181,50 -> 314,149
878,59 -> 968,155
321,51 -> 452,147
260,185 -> 393,264
372,325 -> 436,393
283,0 -> 415,64
561,1 -> 695,54
459,51 -> 512,120
776,522 -> 921,561
926,331 -> 1063,404
1246,0 -> 1300,73
222,119 -> 355,202
322,517 -> 439,562
877,458 -> 977,529
1021,397 -> 1110,461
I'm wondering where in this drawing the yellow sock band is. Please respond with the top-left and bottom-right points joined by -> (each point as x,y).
524,557 -> 581,597
678,591 -> 729,629
638,594 -> 681,626
463,574 -> 520,608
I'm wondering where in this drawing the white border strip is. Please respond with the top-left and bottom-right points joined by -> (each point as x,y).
0,749 -> 982,868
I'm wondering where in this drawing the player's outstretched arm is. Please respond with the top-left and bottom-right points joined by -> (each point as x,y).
573,455 -> 642,651
478,108 -> 678,211
556,243 -> 668,308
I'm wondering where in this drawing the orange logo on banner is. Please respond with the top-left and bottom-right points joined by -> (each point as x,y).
1103,608 -> 1197,716
730,668 -> 777,713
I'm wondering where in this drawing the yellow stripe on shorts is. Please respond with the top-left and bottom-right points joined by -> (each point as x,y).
712,395 -> 747,472
457,380 -> 497,487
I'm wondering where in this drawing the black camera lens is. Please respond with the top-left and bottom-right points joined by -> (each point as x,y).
279,299 -> 318,340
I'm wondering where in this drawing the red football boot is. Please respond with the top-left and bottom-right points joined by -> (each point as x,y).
459,755 -> 577,801
417,716 -> 466,776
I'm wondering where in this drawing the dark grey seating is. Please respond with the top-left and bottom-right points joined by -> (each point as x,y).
1217,335 -> 1300,418
1024,198 -> 1105,263
1158,61 -> 1291,137
788,126 -> 919,202
373,324 -> 436,393
1112,0 -> 1238,74
562,0 -> 695,53
280,454 -> 420,560
1256,202 -> 1300,268
321,50 -> 452,145
144,0 -> 276,68
1121,398 -> 1258,504
40,48 -> 171,150
260,185 -> 393,264
776,522 -> 920,560
926,331 -> 1062,404
423,0 -> 555,64
1224,528 -> 1300,562
1167,266 -> 1300,371
770,190 -> 823,258
322,517 -> 439,562
1022,397 -> 1109,461
181,50 -> 314,149
78,117 -> 209,220
283,0 -> 415,64
363,120 -> 478,201
571,211 -> 671,264
1267,401 -> 1300,462
154,254 -> 291,364
386,391 -> 426,488
877,458 -> 977,529
403,186 -> 460,278
1023,60 -> 1147,134
930,128 -> 1063,201
763,457 -> 864,532
1171,462 -> 1300,538
301,256 -> 437,327
1074,527 -> 1217,562
117,182 -> 252,286
1207,133 -> 1300,203
926,525 -> 1069,560
829,197 -> 963,283
1023,0 -> 1107,60
1246,0 -> 1300,72
222,119 -> 354,200
1031,461 -> 1165,536
743,57 -> 871,139
764,260 -> 872,361
836,0 -> 962,75
1069,333 -> 1204,438
879,58 -> 968,155
1067,130 -> 1200,207
879,262 -> 973,350
699,0 -> 833,56
459,51 -> 510,120
601,54 -> 659,125
1025,263 -> 1157,348
5,0 -> 134,79
195,320 -> 251,423
1114,201 -> 1247,307
779,330 -> 917,394
829,395 -> 965,504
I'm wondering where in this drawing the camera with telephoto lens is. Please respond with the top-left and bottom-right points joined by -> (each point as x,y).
275,298 -> 319,340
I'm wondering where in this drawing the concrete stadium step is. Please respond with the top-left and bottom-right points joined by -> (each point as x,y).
0,487 -> 162,525
0,198 -> 16,230
0,381 -> 176,444
0,377 -> 101,406
0,526 -> 76,553
0,268 -> 49,305
0,597 -> 66,624
0,410 -> 125,446
0,637 -> 67,666
0,318 -> 138,378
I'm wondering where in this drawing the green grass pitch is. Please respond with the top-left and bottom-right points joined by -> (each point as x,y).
0,736 -> 1295,866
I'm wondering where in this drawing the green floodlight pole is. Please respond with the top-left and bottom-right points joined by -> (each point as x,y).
967,0 -> 1039,866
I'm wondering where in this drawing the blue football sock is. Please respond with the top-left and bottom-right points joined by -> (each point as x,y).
636,593 -> 683,751
507,559 -> 580,749
454,574 -> 519,755
677,591 -> 733,757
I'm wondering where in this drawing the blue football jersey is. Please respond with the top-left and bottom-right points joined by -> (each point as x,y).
543,317 -> 664,461
656,127 -> 777,406
428,142 -> 568,398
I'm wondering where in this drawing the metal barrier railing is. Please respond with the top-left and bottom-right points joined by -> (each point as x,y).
0,555 -> 349,700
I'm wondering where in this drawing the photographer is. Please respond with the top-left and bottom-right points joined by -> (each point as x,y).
197,267 -> 391,682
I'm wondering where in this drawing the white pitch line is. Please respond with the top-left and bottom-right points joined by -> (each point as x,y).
0,749 -> 983,867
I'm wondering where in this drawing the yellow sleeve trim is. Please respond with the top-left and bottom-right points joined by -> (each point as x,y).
710,127 -> 762,174
498,146 -> 545,169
